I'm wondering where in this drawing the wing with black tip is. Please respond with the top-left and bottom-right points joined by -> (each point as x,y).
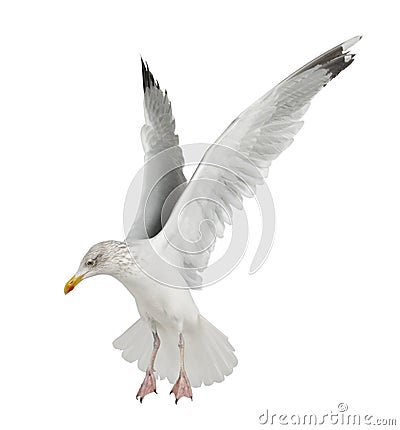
128,60 -> 187,240
149,36 -> 361,288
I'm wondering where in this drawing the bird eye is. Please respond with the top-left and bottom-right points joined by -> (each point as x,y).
86,259 -> 95,267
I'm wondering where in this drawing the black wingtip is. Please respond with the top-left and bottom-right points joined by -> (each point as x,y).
288,36 -> 361,85
324,52 -> 356,83
321,37 -> 361,81
141,58 -> 160,93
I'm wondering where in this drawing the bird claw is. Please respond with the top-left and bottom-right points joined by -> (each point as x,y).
136,368 -> 157,403
170,369 -> 193,404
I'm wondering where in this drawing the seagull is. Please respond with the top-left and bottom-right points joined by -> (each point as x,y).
65,36 -> 361,403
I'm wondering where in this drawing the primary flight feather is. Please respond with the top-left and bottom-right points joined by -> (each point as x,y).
65,36 -> 360,403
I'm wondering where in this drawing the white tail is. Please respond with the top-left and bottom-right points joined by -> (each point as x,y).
113,315 -> 238,388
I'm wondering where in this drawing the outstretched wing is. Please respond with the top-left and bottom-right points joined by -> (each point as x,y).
136,37 -> 361,288
128,59 -> 187,240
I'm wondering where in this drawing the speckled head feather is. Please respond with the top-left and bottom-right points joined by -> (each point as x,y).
74,240 -> 134,280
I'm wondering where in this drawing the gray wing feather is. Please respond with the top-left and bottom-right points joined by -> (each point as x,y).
128,60 -> 187,240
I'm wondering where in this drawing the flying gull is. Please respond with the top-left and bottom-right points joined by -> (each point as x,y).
65,36 -> 361,403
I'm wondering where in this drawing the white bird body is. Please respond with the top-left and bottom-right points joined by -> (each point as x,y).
65,37 -> 360,401
103,240 -> 237,388
121,265 -> 200,332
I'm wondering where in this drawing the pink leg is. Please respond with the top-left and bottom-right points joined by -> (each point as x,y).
170,333 -> 193,404
136,331 -> 160,403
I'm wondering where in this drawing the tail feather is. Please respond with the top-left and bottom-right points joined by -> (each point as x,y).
207,323 -> 235,376
113,315 -> 237,388
113,318 -> 152,367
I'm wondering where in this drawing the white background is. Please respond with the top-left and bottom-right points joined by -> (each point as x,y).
1,1 -> 399,428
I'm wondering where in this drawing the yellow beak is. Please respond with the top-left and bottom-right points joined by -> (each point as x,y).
64,274 -> 84,295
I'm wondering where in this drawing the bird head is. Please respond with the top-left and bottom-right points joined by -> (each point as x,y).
64,240 -> 132,294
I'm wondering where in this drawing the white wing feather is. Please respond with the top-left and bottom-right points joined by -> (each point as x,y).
146,37 -> 361,287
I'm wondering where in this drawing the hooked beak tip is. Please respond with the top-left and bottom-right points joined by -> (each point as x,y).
64,274 -> 84,295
